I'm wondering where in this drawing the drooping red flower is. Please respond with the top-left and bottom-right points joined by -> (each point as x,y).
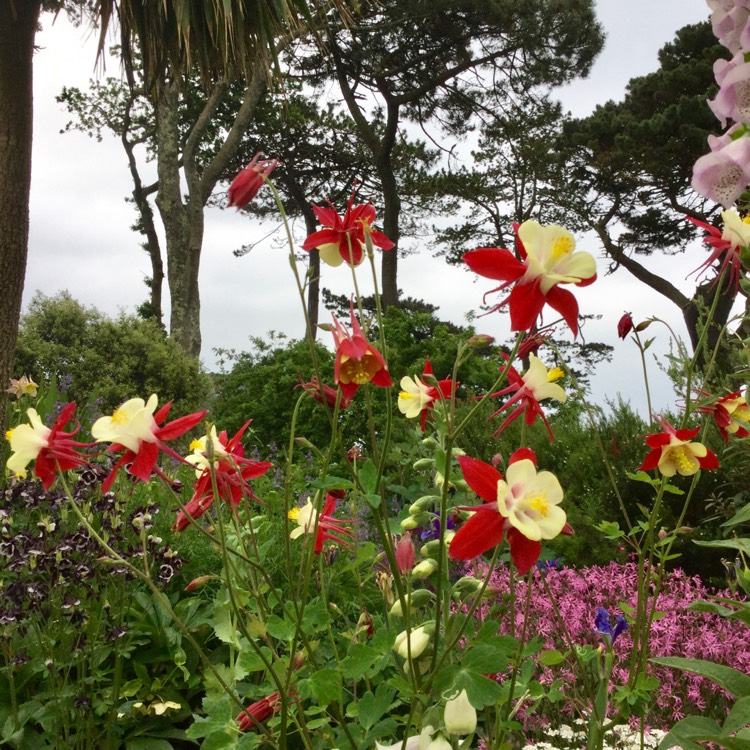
236,691 -> 282,732
617,312 -> 634,339
172,421 -> 272,531
6,403 -> 90,489
395,531 -> 416,575
296,375 -> 352,410
639,418 -> 720,477
704,391 -> 750,442
301,190 -> 394,268
515,329 -> 554,361
449,450 -> 572,574
397,359 -> 457,431
331,305 -> 392,401
463,220 -> 596,336
92,395 -> 208,492
227,153 -> 278,209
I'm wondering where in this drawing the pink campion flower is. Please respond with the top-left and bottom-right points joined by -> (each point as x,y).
639,418 -> 720,477
697,389 -> 750,442
301,190 -> 394,268
692,128 -> 750,208
709,51 -> 750,128
686,211 -> 747,292
463,220 -> 596,337
5,403 -> 89,488
486,353 -> 567,440
449,449 -> 570,574
92,395 -> 208,492
331,305 -> 392,401
227,153 -> 278,209
289,490 -> 356,553
172,422 -> 272,531
398,359 -> 456,431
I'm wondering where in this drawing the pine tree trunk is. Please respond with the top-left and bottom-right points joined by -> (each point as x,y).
0,0 -> 42,438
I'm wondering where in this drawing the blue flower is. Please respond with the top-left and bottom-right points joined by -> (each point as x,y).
594,607 -> 627,645
420,515 -> 455,541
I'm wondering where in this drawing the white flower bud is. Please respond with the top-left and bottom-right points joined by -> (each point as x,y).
444,689 -> 477,735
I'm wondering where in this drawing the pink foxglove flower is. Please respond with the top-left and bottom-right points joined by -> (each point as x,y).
692,128 -> 750,208
708,0 -> 750,53
709,52 -> 750,128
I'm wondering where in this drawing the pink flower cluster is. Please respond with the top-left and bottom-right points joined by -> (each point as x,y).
693,1 -> 750,206
476,561 -> 749,728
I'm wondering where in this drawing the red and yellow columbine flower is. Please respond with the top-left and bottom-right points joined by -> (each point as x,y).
289,491 -> 356,554
687,210 -> 748,293
5,403 -> 89,488
639,418 -> 720,477
301,190 -> 394,268
398,359 -> 456,431
331,307 -> 392,401
463,220 -> 596,336
487,354 -> 566,440
92,395 -> 207,491
172,421 -> 272,531
449,449 -> 570,574
227,153 -> 278,209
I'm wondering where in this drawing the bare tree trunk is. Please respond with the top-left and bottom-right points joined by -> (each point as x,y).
0,0 -> 42,439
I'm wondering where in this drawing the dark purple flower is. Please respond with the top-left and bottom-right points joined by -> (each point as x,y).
594,606 -> 628,645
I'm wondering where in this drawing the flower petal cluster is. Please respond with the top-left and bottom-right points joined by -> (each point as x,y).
449,449 -> 569,574
687,211 -> 747,291
639,419 -> 720,477
487,353 -> 567,440
227,153 -> 277,209
398,359 -> 456,431
172,421 -> 272,531
289,491 -> 356,553
301,191 -> 394,268
7,375 -> 38,399
92,395 -> 207,491
463,220 -> 596,336
6,403 -> 89,488
594,606 -> 628,646
693,12 -> 750,206
698,389 -> 750,442
331,306 -> 392,400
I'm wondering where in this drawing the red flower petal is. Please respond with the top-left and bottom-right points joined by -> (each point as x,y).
507,528 -> 541,574
545,286 -> 580,336
457,455 -> 503,504
448,505 -> 505,560
509,447 -> 536,466
130,441 -> 159,482
463,247 -> 527,282
156,410 -> 208,441
507,279 -> 545,332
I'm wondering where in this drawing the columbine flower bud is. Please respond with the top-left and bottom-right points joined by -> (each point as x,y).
444,689 -> 477,736
395,532 -> 415,575
425,733 -> 452,750
412,558 -> 438,578
617,312 -> 634,339
393,624 -> 432,660
184,575 -> 212,592
466,334 -> 495,349
401,512 -> 432,530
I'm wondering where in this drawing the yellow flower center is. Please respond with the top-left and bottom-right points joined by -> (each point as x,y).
189,438 -> 203,451
742,215 -> 750,225
528,494 -> 550,517
547,367 -> 564,383
5,428 -> 14,442
550,235 -> 575,262
340,354 -> 380,385
668,446 -> 697,475
111,407 -> 129,425
288,507 -> 301,521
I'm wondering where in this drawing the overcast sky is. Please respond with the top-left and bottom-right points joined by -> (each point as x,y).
27,0 -> 716,415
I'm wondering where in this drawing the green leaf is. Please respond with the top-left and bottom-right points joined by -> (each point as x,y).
310,476 -> 355,491
213,596 -> 240,648
724,695 -> 750,734
125,740 -> 175,750
299,668 -> 343,707
695,539 -> 750,556
626,471 -> 659,486
453,670 -> 502,708
595,520 -> 624,539
301,599 -> 331,635
651,657 -> 750,697
537,650 -> 565,667
265,614 -> 296,641
659,716 -> 722,750
340,644 -> 383,680
722,502 -> 750,529
364,493 -> 382,510
355,684 -> 396,730
359,459 -> 378,494
462,645 -> 510,674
